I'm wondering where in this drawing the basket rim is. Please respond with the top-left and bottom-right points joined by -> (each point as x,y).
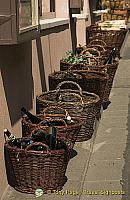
36,89 -> 100,106
22,115 -> 83,129
49,70 -> 109,80
4,141 -> 67,156
60,59 -> 119,66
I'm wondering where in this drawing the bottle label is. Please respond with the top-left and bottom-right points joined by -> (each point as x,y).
8,134 -> 16,141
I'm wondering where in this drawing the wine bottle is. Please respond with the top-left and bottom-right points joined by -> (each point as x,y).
32,129 -> 47,142
56,139 -> 67,150
103,47 -> 116,65
20,138 -> 33,149
76,45 -> 83,55
43,120 -> 65,127
29,145 -> 47,151
4,129 -> 21,148
21,107 -> 42,124
46,127 -> 57,150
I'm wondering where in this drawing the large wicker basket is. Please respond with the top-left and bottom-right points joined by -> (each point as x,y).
60,60 -> 118,109
36,81 -> 101,142
4,139 -> 69,194
87,26 -> 127,53
22,106 -> 83,146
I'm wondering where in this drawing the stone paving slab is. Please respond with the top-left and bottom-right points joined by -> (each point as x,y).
105,103 -> 128,112
113,78 -> 130,88
95,134 -> 129,144
109,90 -> 130,101
84,160 -> 124,182
99,116 -> 127,125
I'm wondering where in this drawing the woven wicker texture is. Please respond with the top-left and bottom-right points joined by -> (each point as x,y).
4,140 -> 69,194
60,60 -> 118,109
87,26 -> 127,53
36,81 -> 101,142
22,107 -> 83,145
49,70 -> 108,102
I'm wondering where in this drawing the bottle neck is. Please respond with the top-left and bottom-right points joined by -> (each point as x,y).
22,107 -> 34,118
104,48 -> 116,65
4,129 -> 16,142
21,107 -> 41,124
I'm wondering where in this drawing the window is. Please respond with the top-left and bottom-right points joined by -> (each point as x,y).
39,0 -> 56,19
50,0 -> 55,12
70,0 -> 84,14
19,0 -> 38,31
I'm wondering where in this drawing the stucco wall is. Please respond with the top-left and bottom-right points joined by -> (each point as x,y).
0,23 -> 72,199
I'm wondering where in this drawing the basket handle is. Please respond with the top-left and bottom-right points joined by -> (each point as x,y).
25,142 -> 49,153
39,118 -> 67,127
80,47 -> 101,57
68,63 -> 89,70
57,92 -> 84,104
56,80 -> 83,96
88,44 -> 106,53
81,55 -> 99,65
116,30 -> 126,36
89,39 -> 107,47
63,70 -> 87,80
42,106 -> 69,117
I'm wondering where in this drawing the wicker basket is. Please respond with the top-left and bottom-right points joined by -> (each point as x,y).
60,60 -> 118,109
87,26 -> 127,53
4,138 -> 69,194
86,39 -> 119,59
49,70 -> 108,103
88,39 -> 107,47
22,106 -> 83,146
60,56 -> 99,71
77,46 -> 101,57
36,81 -> 101,142
80,46 -> 108,63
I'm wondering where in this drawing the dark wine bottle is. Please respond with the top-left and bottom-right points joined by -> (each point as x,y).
4,129 -> 21,148
76,46 -> 83,55
46,127 -> 57,150
20,138 -> 33,149
103,47 -> 116,65
42,120 -> 65,127
29,145 -> 47,151
21,107 -> 42,124
32,130 -> 47,142
56,139 -> 67,150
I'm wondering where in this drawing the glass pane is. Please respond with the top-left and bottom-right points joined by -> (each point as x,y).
19,0 -> 32,29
